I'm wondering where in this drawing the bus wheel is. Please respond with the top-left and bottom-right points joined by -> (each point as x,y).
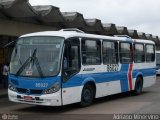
80,84 -> 94,107
134,77 -> 143,95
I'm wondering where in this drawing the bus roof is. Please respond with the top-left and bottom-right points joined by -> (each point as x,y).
133,39 -> 155,44
20,30 -> 155,44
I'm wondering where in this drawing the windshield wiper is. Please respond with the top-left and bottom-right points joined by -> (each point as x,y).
15,48 -> 44,77
31,49 -> 44,77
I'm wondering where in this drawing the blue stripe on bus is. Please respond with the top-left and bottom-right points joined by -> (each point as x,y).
120,64 -> 129,92
9,67 -> 156,94
8,75 -> 61,90
62,67 -> 156,91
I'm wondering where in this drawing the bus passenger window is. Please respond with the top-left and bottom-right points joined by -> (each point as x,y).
134,43 -> 145,63
146,44 -> 155,62
103,41 -> 118,64
120,42 -> 133,63
81,39 -> 101,65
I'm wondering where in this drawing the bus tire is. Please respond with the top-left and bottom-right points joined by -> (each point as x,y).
80,84 -> 94,107
134,77 -> 143,95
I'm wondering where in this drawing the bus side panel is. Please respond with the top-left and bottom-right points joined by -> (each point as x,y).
133,62 -> 156,89
62,74 -> 83,105
95,80 -> 121,98
143,76 -> 156,88
62,86 -> 83,105
61,62 -> 156,105
80,64 -> 132,99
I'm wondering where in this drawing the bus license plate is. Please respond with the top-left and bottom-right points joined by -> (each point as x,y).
24,96 -> 33,101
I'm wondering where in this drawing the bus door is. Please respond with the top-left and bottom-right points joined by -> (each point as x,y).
119,42 -> 133,92
61,38 -> 81,105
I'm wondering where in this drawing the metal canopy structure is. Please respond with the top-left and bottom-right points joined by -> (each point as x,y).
128,30 -> 139,39
62,12 -> 87,30
146,34 -> 153,40
102,23 -> 118,36
116,26 -> 129,36
0,0 -> 39,23
0,0 -> 159,44
152,36 -> 160,45
85,19 -> 105,34
138,32 -> 147,40
33,5 -> 64,25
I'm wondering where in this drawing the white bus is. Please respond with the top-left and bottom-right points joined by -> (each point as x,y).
8,29 -> 156,107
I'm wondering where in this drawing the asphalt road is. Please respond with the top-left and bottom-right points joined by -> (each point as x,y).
0,77 -> 160,120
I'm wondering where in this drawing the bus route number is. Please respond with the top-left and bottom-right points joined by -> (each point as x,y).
35,83 -> 48,88
107,64 -> 119,72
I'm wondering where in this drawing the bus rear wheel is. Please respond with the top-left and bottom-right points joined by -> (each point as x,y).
80,84 -> 94,107
134,77 -> 143,95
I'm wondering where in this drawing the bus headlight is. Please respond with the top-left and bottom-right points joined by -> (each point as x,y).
8,84 -> 17,92
43,82 -> 60,94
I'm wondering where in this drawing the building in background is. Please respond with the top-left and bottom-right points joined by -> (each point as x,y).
0,0 -> 159,70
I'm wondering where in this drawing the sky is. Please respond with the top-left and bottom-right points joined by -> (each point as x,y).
29,0 -> 160,36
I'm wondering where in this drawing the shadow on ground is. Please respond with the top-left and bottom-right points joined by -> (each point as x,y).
14,91 -> 150,114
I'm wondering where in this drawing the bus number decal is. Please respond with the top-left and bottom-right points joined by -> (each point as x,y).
107,64 -> 119,72
35,83 -> 48,88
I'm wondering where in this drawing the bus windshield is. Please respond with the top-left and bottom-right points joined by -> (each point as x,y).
10,36 -> 64,77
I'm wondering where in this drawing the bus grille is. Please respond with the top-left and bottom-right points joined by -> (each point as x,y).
17,88 -> 43,94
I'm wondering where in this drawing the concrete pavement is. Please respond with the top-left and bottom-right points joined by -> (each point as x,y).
0,84 -> 7,98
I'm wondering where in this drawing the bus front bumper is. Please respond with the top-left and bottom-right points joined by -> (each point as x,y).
8,89 -> 62,106
156,69 -> 160,75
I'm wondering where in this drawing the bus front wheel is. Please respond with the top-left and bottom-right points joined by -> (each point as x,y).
80,84 -> 94,107
134,77 -> 143,95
